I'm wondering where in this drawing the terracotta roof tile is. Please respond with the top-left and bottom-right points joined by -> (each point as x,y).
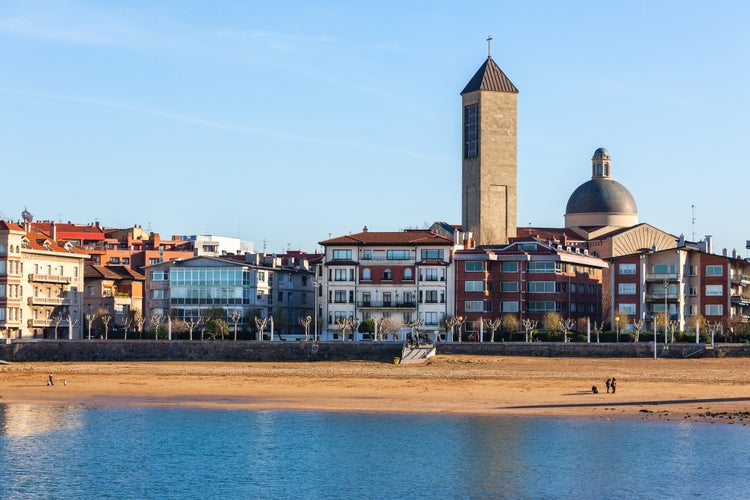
319,230 -> 453,246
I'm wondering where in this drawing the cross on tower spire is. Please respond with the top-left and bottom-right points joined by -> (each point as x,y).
486,35 -> 493,58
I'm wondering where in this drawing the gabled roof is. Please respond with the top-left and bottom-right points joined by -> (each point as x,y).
319,230 -> 454,246
85,264 -> 145,281
461,56 -> 519,94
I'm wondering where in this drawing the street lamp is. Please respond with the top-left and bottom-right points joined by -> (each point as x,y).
615,316 -> 620,343
663,276 -> 669,346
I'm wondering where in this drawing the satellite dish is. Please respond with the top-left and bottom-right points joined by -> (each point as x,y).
22,208 -> 33,222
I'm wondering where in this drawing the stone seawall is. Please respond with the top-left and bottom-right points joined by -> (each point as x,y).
1,340 -> 748,362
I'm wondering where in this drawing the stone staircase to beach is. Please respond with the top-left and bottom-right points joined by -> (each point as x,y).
399,344 -> 436,364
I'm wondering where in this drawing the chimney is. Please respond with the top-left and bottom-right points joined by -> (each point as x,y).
705,235 -> 713,254
50,221 -> 57,241
362,226 -> 368,232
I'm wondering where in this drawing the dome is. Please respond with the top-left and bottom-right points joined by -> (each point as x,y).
565,178 -> 638,215
593,147 -> 609,157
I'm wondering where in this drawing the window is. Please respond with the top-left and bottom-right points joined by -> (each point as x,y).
403,268 -> 413,280
618,263 -> 636,275
517,243 -> 537,252
258,271 -> 266,282
464,104 -> 479,158
383,268 -> 392,280
618,303 -> 636,315
362,268 -> 371,281
618,283 -> 636,295
0,286 -> 4,298
424,269 -> 438,281
148,258 -> 160,265
424,312 -> 438,325
528,301 -> 556,312
501,262 -> 518,272
425,290 -> 438,303
87,286 -> 94,296
362,250 -> 372,260
500,301 -> 519,312
501,281 -> 518,292
387,250 -> 410,260
464,301 -> 484,312
383,292 -> 392,306
706,265 -> 723,276
464,281 -> 484,292
334,269 -> 348,281
109,257 -> 120,264
334,291 -> 347,303
705,304 -> 723,316
151,271 -> 167,281
421,249 -> 444,260
332,249 -> 352,260
151,289 -> 166,299
705,285 -> 723,296
0,262 -> 5,274
465,261 -> 483,272
362,292 -> 371,306
527,281 -> 555,293
527,262 -> 559,273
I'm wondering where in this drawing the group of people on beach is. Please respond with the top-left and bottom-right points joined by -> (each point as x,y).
592,377 -> 616,394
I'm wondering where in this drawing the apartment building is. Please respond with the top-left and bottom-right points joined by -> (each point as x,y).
144,253 -> 314,338
609,242 -> 750,332
454,237 -> 607,338
0,221 -> 87,339
318,229 -> 455,341
83,264 -> 145,330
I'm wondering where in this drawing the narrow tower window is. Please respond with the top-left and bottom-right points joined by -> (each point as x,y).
464,104 -> 479,158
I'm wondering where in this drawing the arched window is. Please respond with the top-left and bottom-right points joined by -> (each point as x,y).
404,268 -> 413,280
362,268 -> 371,281
383,268 -> 392,280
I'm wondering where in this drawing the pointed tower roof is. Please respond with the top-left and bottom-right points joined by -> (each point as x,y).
461,56 -> 519,94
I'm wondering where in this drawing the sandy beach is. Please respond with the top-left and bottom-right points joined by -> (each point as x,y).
2,356 -> 750,423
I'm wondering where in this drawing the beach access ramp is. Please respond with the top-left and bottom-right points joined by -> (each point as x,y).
399,344 -> 436,364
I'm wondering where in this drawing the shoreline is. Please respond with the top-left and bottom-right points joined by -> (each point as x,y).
2,356 -> 750,424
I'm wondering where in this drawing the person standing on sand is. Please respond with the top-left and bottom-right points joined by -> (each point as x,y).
47,373 -> 54,386
606,378 -> 611,393
611,377 -> 617,394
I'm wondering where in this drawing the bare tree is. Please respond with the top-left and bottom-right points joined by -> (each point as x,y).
381,317 -> 403,342
149,314 -> 164,340
231,310 -> 242,341
558,318 -> 576,343
632,319 -> 644,343
85,312 -> 96,340
299,315 -> 312,341
522,319 -> 538,343
255,316 -> 271,341
52,314 -> 63,340
185,316 -> 204,341
592,321 -> 603,343
483,318 -> 503,343
122,314 -> 133,341
444,316 -> 465,342
134,311 -> 146,340
65,314 -> 78,340
336,316 -> 359,341
707,321 -> 722,346
100,314 -> 112,340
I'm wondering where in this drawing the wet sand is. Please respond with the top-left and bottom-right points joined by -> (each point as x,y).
2,356 -> 750,423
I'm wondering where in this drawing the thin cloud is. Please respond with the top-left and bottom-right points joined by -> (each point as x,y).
1,88 -> 449,163
0,14 -> 128,45
213,28 -> 337,50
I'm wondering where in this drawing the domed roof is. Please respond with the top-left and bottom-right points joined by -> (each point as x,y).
565,178 -> 638,215
593,147 -> 609,157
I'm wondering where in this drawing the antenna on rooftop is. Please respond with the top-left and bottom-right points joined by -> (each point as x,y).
691,204 -> 695,241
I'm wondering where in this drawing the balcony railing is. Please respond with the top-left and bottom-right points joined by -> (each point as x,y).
731,274 -> 750,285
645,292 -> 679,301
645,273 -> 679,282
356,300 -> 417,308
28,274 -> 72,284
28,297 -> 67,306
731,295 -> 750,306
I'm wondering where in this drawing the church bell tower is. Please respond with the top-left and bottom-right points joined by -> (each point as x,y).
461,40 -> 518,245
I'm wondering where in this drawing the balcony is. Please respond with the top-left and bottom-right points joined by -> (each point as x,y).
645,292 -> 679,301
28,274 -> 72,284
356,300 -> 416,309
645,273 -> 678,282
731,295 -> 750,307
28,296 -> 67,306
731,274 -> 750,286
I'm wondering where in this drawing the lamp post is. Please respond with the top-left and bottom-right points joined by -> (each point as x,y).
664,274 -> 669,346
311,278 -> 318,343
615,316 -> 620,343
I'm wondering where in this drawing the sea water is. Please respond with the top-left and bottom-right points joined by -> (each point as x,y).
1,404 -> 749,499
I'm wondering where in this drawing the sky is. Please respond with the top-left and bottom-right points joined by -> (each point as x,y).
2,1 -> 749,255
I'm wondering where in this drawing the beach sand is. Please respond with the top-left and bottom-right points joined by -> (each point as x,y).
2,356 -> 750,423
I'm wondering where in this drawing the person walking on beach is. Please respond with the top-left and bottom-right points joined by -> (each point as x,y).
47,373 -> 54,386
605,377 -> 611,393
611,377 -> 617,394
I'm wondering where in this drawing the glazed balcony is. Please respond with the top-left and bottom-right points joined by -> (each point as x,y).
645,273 -> 679,282
28,274 -> 72,284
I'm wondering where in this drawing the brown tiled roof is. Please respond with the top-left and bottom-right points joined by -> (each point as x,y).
85,264 -> 145,280
461,56 -> 519,94
320,230 -> 453,246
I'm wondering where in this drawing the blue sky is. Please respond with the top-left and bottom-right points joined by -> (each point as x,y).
2,1 -> 749,255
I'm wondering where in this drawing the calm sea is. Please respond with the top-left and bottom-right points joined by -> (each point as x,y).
1,404 -> 749,499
